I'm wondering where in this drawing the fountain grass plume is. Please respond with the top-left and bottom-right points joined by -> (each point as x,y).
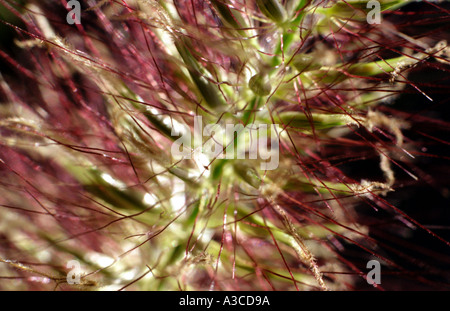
0,0 -> 449,290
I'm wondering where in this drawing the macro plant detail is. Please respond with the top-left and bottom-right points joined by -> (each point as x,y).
0,0 -> 449,291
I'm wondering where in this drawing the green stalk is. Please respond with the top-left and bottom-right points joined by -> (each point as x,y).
175,38 -> 226,110
256,0 -> 287,24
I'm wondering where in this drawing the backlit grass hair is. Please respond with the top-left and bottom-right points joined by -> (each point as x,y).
0,0 -> 449,290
